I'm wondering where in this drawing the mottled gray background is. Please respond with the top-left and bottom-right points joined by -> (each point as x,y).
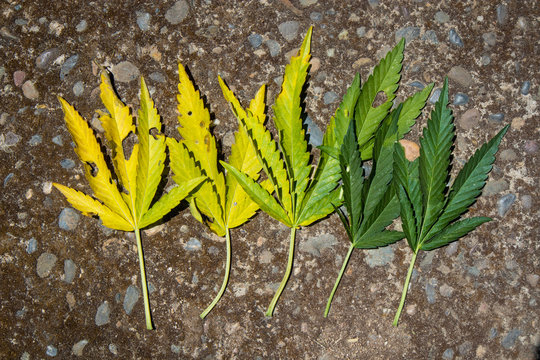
1,0 -> 538,359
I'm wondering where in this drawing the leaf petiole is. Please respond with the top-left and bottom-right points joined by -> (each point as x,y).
135,227 -> 153,330
200,228 -> 232,319
265,226 -> 296,317
325,243 -> 354,317
393,250 -> 417,327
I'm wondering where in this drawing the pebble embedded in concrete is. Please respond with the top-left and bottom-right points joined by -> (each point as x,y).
278,21 -> 300,42
95,301 -> 111,326
123,285 -> 140,315
58,207 -> 80,231
184,237 -> 202,251
63,259 -> 77,283
37,252 -> 57,278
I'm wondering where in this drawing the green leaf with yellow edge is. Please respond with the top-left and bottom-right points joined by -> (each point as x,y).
273,27 -> 312,217
54,72 -> 200,330
224,27 -> 347,316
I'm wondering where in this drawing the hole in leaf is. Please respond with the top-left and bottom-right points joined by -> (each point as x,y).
86,162 -> 99,177
187,111 -> 193,116
371,91 -> 387,108
149,127 -> 160,140
199,121 -> 204,128
122,131 -> 138,160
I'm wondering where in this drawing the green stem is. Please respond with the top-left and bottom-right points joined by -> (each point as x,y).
135,227 -> 154,330
393,251 -> 417,327
324,243 -> 355,317
200,228 -> 231,319
265,226 -> 296,317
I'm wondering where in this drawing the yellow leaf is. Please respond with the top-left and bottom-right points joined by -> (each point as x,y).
220,80 -> 268,228
175,63 -> 227,235
58,97 -> 133,225
98,72 -> 137,209
53,183 -> 133,231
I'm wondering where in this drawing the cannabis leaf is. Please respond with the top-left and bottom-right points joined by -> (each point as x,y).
324,107 -> 405,317
167,63 -> 268,318
220,27 -> 341,316
54,72 -> 204,330
392,78 -> 509,326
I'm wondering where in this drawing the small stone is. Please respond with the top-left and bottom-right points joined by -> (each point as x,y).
481,55 -> 491,66
520,81 -> 530,95
442,348 -> 454,359
171,344 -> 181,354
439,283 -> 454,297
36,48 -> 60,69
165,0 -> 190,25
323,91 -> 338,105
489,328 -> 498,339
352,57 -> 371,68
22,80 -> 39,100
265,39 -> 281,57
109,344 -> 118,355
408,81 -> 425,89
259,250 -> 274,264
51,135 -> 63,146
483,179 -> 509,196
4,173 -> 14,187
425,278 -> 437,304
278,21 -> 300,42
526,274 -> 539,287
445,242 -> 458,256
72,339 -> 89,357
498,194 -> 516,216
521,194 -> 532,210
37,252 -> 57,278
75,20 -> 87,32
184,237 -> 202,251
95,301 -> 111,326
422,30 -> 438,44
434,11 -> 450,23
28,134 -> 42,146
482,32 -> 497,46
453,93 -> 469,106
516,16 -> 528,30
496,3 -> 508,25
488,113 -> 504,123
111,61 -> 140,83
300,0 -> 318,5
523,140 -> 538,154
21,352 -> 30,360
499,149 -> 517,161
368,0 -> 379,7
149,72 -> 166,83
58,207 -> 80,231
300,233 -> 337,257
123,285 -> 140,315
338,30 -> 349,40
60,158 -> 76,169
27,238 -> 38,254
66,291 -> 76,309
13,70 -> 26,87
458,341 -> 472,356
73,81 -> 84,97
501,328 -> 521,349
60,55 -> 79,81
248,33 -> 263,49
449,28 -> 464,47
310,12 -> 323,22
395,26 -> 420,43
429,88 -> 441,104
364,246 -> 394,267
136,11 -> 151,31
304,115 -> 323,147
46,345 -> 58,357
458,108 -> 481,130
63,259 -> 77,283
399,140 -> 420,161
448,66 -> 473,87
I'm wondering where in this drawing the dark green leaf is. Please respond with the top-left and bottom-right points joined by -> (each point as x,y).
421,217 -> 491,251
418,78 -> 454,240
354,230 -> 404,249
